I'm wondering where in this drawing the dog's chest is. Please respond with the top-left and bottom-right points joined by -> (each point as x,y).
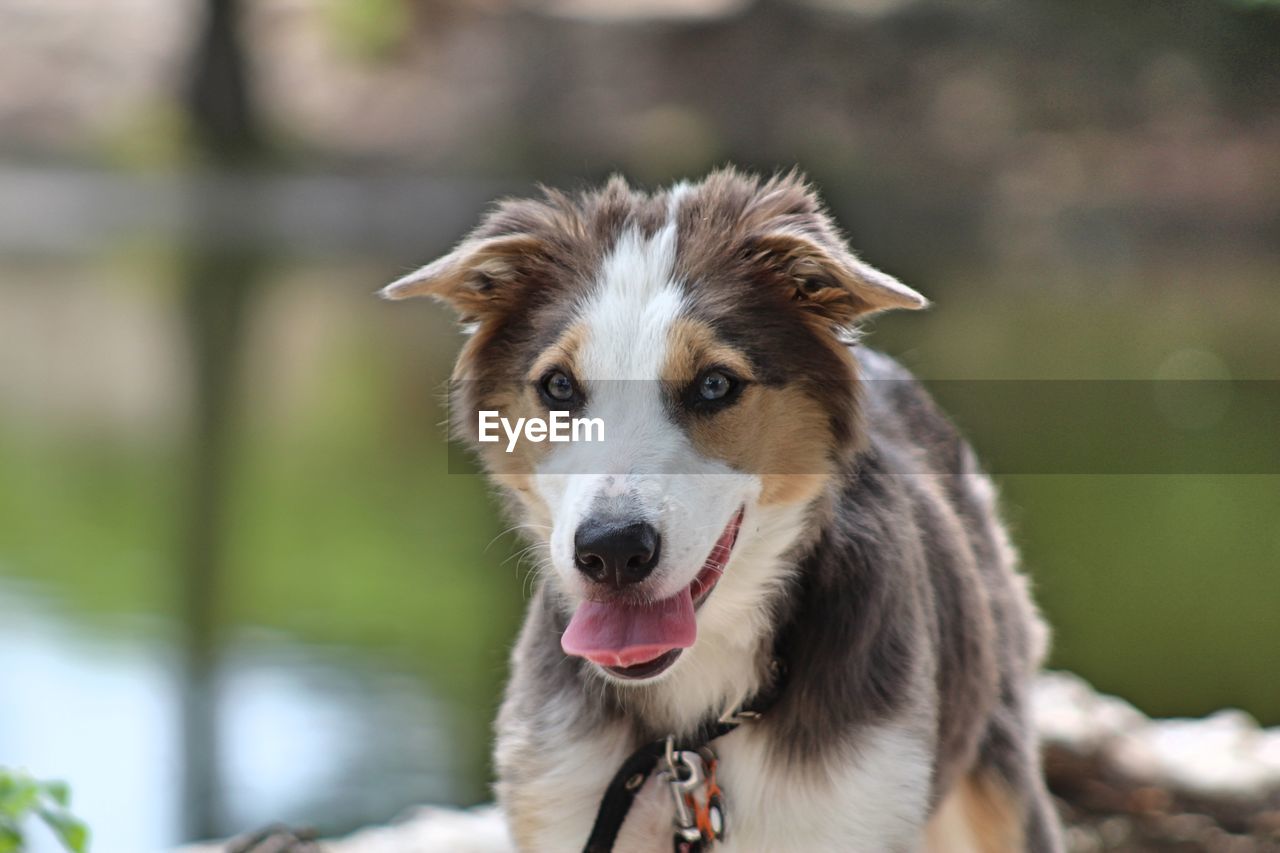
516,721 -> 933,853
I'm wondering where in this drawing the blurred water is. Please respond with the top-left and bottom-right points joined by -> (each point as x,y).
0,577 -> 456,853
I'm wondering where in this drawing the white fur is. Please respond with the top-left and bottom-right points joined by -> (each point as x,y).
713,720 -> 935,852
510,700 -> 935,852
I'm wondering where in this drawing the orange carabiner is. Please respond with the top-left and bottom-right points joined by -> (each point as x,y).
680,755 -> 726,845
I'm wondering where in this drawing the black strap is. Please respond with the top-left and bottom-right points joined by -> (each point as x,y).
580,660 -> 785,853
581,739 -> 667,853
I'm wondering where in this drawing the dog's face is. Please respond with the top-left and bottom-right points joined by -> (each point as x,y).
384,170 -> 925,683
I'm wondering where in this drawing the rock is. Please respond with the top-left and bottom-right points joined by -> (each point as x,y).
1035,672 -> 1280,851
335,806 -> 512,853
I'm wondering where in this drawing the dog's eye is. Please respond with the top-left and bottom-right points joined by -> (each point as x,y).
540,370 -> 579,406
686,368 -> 743,413
699,370 -> 734,401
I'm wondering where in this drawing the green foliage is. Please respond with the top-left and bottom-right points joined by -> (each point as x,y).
0,770 -> 89,853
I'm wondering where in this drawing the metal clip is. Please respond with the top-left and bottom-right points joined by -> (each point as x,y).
660,736 -> 706,845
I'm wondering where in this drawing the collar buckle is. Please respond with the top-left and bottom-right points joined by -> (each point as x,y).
720,704 -> 764,724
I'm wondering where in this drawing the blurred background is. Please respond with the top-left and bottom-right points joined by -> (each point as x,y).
1,0 -> 1278,850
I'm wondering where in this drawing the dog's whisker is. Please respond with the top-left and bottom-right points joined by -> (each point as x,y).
484,522 -> 552,555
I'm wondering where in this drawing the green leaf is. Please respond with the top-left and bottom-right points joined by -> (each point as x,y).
0,778 -> 39,821
0,823 -> 22,853
41,781 -> 71,809
39,809 -> 89,853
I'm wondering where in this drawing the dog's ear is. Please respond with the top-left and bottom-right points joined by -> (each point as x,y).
379,232 -> 546,323
738,170 -> 927,325
746,229 -> 927,324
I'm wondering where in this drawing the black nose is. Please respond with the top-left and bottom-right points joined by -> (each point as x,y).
574,520 -> 661,588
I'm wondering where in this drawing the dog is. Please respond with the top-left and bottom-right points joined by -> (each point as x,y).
382,169 -> 1063,852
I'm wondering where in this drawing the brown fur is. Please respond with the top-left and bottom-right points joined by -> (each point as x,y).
660,317 -> 755,384
658,318 -> 831,504
924,772 -> 1026,853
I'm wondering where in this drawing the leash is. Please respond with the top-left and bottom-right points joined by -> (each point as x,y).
580,658 -> 785,853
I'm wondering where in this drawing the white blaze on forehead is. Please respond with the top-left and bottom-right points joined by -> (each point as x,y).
559,214 -> 688,479
575,218 -> 685,380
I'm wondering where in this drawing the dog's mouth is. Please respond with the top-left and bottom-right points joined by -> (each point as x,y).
560,506 -> 745,681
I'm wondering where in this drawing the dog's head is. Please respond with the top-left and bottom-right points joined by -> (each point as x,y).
383,169 -> 926,683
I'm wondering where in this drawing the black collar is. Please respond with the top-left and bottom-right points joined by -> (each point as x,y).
580,657 -> 787,853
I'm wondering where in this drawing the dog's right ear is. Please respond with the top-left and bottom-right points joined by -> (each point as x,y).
379,233 -> 545,324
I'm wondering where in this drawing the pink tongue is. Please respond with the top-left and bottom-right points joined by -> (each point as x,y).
561,589 -> 696,668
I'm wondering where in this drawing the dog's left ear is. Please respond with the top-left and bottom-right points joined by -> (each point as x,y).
379,232 -> 546,323
734,169 -> 927,324
747,229 -> 928,324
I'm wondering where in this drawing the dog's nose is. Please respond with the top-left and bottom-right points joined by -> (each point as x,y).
573,520 -> 661,588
